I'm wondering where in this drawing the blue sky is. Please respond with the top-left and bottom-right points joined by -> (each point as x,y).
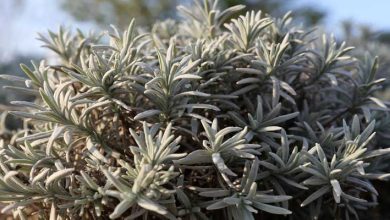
1,0 -> 389,62
0,0 -> 97,61
296,0 -> 390,30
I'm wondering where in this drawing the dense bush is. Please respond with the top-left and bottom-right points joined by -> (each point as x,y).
0,0 -> 390,219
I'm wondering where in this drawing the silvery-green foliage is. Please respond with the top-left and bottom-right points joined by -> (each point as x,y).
204,158 -> 292,218
299,117 -> 389,219
178,0 -> 245,38
225,10 -> 272,52
132,43 -> 218,122
0,0 -> 389,219
228,95 -> 299,148
101,122 -> 183,219
176,118 -> 260,177
37,26 -> 101,66
342,24 -> 390,150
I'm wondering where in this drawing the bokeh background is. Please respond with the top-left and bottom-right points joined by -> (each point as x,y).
1,0 -> 390,219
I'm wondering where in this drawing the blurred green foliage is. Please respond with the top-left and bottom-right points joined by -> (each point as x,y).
62,0 -> 326,28
62,0 -> 178,27
0,56 -> 37,104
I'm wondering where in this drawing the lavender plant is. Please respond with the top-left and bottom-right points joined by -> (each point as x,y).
0,0 -> 389,219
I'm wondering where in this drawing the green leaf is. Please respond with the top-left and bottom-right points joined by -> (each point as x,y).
252,201 -> 292,215
175,150 -> 211,164
301,185 -> 331,207
134,109 -> 161,120
45,168 -> 74,186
